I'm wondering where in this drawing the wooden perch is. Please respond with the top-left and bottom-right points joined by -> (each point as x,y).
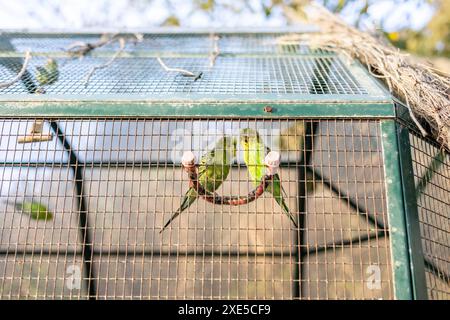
181,151 -> 279,205
17,120 -> 53,144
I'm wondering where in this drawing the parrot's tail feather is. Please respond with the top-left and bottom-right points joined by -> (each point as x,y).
159,211 -> 181,233
160,189 -> 197,233
277,197 -> 298,229
268,178 -> 298,228
285,210 -> 299,229
272,174 -> 288,198
281,183 -> 288,198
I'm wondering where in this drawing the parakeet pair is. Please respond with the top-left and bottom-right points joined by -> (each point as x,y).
161,129 -> 298,232
3,200 -> 53,221
160,136 -> 237,233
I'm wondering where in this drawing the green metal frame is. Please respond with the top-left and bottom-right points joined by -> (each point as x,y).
381,120 -> 427,300
0,101 -> 394,117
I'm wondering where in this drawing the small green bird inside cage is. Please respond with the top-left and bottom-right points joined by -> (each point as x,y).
35,58 -> 59,86
160,136 -> 237,233
240,128 -> 298,228
2,199 -> 53,221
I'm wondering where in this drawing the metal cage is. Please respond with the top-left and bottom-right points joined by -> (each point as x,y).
0,30 -> 448,300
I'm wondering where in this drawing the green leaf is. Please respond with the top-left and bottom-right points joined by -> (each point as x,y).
263,5 -> 272,17
197,0 -> 214,11
336,0 -> 346,12
161,15 -> 180,27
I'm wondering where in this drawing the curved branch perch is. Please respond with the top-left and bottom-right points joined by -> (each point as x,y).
181,151 -> 280,206
187,167 -> 272,205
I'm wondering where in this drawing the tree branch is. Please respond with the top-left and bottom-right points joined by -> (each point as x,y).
83,37 -> 126,87
0,51 -> 32,89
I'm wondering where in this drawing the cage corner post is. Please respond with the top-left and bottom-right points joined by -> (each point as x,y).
380,119 -> 427,300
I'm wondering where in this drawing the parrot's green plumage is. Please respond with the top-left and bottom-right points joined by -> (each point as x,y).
36,59 -> 59,86
4,200 -> 53,221
161,136 -> 237,233
240,128 -> 298,228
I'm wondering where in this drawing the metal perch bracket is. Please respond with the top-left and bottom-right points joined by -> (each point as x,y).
181,150 -> 281,205
17,120 -> 53,144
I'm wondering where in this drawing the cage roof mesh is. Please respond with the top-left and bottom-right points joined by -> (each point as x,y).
0,32 -> 388,100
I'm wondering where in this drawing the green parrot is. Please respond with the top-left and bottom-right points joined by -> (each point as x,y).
3,200 -> 53,221
36,58 -> 59,86
239,128 -> 298,227
160,136 -> 237,233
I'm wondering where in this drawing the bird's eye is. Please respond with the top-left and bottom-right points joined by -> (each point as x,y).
243,137 -> 248,144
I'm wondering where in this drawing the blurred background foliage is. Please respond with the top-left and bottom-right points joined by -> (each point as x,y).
316,0 -> 449,58
158,0 -> 449,59
0,0 -> 448,65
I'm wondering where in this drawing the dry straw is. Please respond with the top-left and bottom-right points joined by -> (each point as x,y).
282,4 -> 450,150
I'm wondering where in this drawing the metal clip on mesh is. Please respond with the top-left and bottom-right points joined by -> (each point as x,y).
181,151 -> 280,205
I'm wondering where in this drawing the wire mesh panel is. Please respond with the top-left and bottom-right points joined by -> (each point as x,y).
2,33 -> 327,55
0,56 -> 367,96
0,32 -> 388,101
0,118 -> 392,299
409,131 -> 450,300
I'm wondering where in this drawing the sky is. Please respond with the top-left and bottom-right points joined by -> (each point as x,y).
0,0 -> 435,31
